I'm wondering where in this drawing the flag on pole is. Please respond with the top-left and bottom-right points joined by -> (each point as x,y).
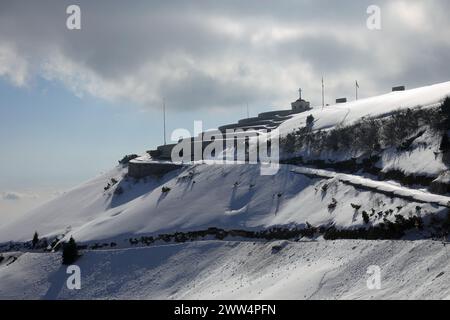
356,80 -> 359,88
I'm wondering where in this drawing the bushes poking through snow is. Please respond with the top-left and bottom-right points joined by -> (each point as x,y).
117,215 -> 428,246
8,212 -> 448,254
398,130 -> 426,151
105,177 -> 124,195
286,155 -> 438,190
362,211 -> 370,224
120,226 -> 319,248
162,186 -> 171,193
328,198 -> 338,211
177,171 -> 195,183
351,203 -> 362,211
281,105 -> 442,156
285,156 -> 381,176
104,178 -> 119,191
27,231 -> 49,250
324,215 -> 424,240
283,133 -> 297,154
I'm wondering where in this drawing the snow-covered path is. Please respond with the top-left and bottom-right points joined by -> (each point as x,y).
0,240 -> 449,300
291,167 -> 450,208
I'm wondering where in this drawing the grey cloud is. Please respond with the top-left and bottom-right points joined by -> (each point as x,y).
2,193 -> 21,201
159,69 -> 278,110
0,0 -> 449,111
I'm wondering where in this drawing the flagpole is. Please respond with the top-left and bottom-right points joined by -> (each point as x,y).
355,81 -> 359,101
163,98 -> 166,145
321,77 -> 325,110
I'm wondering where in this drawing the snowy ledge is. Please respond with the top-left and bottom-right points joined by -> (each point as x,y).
292,167 -> 450,208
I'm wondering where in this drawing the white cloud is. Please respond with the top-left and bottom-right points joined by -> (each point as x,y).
0,0 -> 449,110
0,44 -> 28,87
1,191 -> 38,201
387,1 -> 430,33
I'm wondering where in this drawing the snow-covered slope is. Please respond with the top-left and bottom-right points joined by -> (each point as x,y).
2,82 -> 450,301
1,240 -> 449,300
279,81 -> 450,135
291,167 -> 450,207
2,82 -> 450,245
0,162 -> 447,244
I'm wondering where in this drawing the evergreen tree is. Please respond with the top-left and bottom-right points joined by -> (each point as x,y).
32,231 -> 39,248
62,237 -> 79,265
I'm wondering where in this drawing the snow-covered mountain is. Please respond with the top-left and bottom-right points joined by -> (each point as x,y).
2,81 -> 450,245
1,81 -> 450,300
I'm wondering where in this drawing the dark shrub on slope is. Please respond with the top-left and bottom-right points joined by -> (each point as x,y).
440,97 -> 450,129
281,105 -> 441,156
440,132 -> 450,152
62,237 -> 80,265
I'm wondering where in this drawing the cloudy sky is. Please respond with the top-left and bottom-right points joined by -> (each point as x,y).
1,0 -> 450,218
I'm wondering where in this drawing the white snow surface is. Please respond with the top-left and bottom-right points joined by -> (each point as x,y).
0,163 -> 446,244
291,167 -> 450,207
378,130 -> 447,176
279,81 -> 450,135
2,82 -> 450,300
0,240 -> 449,300
257,81 -> 450,175
2,82 -> 450,244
